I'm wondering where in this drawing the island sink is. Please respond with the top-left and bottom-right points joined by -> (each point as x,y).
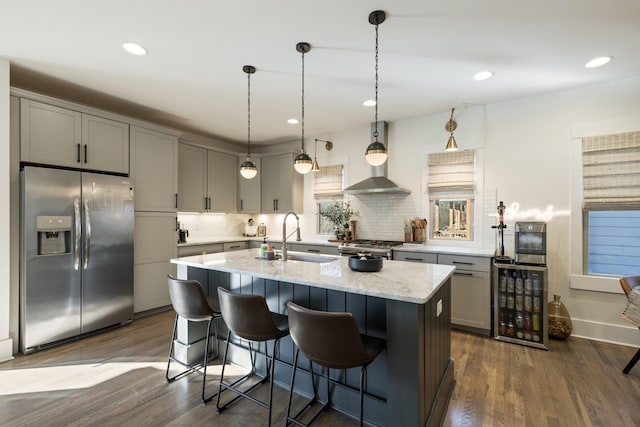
276,251 -> 340,264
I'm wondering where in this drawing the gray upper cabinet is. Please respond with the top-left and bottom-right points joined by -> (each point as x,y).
178,144 -> 207,211
178,143 -> 237,213
207,150 -> 237,212
260,153 -> 303,213
238,157 -> 261,213
20,99 -> 129,174
130,126 -> 178,212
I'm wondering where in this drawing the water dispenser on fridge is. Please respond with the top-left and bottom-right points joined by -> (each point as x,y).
36,216 -> 71,255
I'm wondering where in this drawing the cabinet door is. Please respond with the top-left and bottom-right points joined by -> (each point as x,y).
133,212 -> 177,312
275,154 -> 294,212
178,144 -> 207,212
20,99 -> 81,168
82,114 -> 129,174
134,212 -> 178,264
261,155 -> 278,213
207,150 -> 237,212
450,270 -> 491,332
130,126 -> 178,212
238,158 -> 261,213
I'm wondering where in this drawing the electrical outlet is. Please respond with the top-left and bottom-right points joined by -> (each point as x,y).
437,299 -> 442,317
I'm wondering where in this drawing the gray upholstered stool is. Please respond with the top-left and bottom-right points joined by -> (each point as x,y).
285,301 -> 385,427
165,275 -> 221,403
216,287 -> 290,426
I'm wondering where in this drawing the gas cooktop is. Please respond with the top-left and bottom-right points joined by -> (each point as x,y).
341,240 -> 404,249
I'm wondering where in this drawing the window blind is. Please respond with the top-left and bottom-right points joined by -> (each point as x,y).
427,150 -> 475,195
582,131 -> 640,210
313,164 -> 344,198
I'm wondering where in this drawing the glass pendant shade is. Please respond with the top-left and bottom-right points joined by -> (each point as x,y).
240,157 -> 258,179
445,135 -> 458,152
365,140 -> 388,166
294,151 -> 313,174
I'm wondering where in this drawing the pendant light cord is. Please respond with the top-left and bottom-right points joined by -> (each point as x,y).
301,48 -> 305,151
374,21 -> 379,139
247,71 -> 251,157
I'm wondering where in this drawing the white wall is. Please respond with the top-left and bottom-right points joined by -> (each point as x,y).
293,76 -> 640,346
0,58 -> 13,361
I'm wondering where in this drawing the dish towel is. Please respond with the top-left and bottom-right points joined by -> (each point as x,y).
623,289 -> 640,328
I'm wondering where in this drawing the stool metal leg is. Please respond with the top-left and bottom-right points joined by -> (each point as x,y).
217,332 -> 280,426
166,314 -> 219,404
623,347 -> 640,374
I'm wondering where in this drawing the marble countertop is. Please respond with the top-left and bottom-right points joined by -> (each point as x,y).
395,244 -> 495,257
171,248 -> 455,304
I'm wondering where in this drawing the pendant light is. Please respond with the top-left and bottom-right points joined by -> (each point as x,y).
294,42 -> 313,174
365,10 -> 388,167
445,107 -> 459,152
240,65 -> 258,179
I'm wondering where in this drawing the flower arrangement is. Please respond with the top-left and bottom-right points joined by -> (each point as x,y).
319,200 -> 359,231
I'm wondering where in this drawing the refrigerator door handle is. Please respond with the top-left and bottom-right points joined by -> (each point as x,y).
74,198 -> 81,270
83,199 -> 91,269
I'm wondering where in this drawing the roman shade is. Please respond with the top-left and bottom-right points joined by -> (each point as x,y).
582,131 -> 640,210
313,164 -> 344,198
427,150 -> 475,196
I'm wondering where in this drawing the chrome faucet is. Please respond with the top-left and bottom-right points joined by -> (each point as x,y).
282,211 -> 301,261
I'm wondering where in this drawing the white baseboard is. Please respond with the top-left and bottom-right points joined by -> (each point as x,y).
572,317 -> 640,347
0,338 -> 14,363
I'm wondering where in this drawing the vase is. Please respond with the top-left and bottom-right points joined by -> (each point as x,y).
548,294 -> 572,339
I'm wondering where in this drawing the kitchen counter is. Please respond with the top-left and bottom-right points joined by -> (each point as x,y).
171,248 -> 455,426
171,249 -> 454,304
395,243 -> 495,257
177,237 -> 339,247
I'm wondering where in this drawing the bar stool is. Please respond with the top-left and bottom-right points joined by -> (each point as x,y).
165,275 -> 222,403
620,276 -> 640,374
216,287 -> 289,426
285,301 -> 385,427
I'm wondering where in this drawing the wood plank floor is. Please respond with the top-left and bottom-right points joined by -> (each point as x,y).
1,310 -> 639,426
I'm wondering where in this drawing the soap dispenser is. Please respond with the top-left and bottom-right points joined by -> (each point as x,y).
260,238 -> 268,258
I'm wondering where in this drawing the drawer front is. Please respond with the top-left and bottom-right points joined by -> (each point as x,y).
393,251 -> 438,263
289,243 -> 339,255
223,241 -> 248,252
177,243 -> 224,257
438,254 -> 491,272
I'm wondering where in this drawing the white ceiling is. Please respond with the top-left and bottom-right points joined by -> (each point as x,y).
2,1 -> 640,147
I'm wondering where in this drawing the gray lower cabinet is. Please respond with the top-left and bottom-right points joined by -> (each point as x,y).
393,250 -> 492,335
289,243 -> 339,255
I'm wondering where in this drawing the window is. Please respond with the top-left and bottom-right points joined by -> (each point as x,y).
427,150 -> 475,240
581,132 -> 640,276
314,164 -> 344,235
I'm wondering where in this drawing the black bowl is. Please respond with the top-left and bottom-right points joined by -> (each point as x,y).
348,255 -> 383,272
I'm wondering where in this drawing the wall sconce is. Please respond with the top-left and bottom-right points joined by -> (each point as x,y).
312,139 -> 334,172
445,107 -> 458,152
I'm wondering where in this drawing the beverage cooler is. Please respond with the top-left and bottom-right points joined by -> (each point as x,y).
493,262 -> 548,350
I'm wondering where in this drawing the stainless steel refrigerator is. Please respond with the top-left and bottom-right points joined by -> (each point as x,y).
20,166 -> 134,353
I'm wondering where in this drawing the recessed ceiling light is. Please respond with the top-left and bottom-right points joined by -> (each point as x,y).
287,118 -> 299,124
585,56 -> 613,69
473,71 -> 494,81
122,42 -> 147,56
363,99 -> 376,107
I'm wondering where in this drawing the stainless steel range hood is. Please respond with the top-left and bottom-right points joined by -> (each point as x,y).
343,121 -> 411,195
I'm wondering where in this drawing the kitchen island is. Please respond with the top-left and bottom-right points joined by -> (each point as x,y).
171,249 -> 455,426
